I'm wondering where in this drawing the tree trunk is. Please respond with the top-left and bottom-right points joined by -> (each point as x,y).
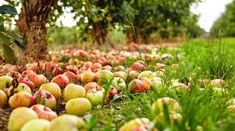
17,0 -> 57,63
92,22 -> 108,46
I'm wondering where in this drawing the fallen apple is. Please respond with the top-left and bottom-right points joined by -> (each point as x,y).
80,70 -> 96,84
128,79 -> 146,92
111,77 -> 126,91
128,70 -> 139,80
21,119 -> 50,131
63,83 -> 86,102
31,104 -> 57,121
18,77 -> 35,90
130,61 -> 146,72
65,98 -> 92,116
155,111 -> 182,127
119,118 -> 151,131
97,69 -> 113,85
63,70 -> 77,82
39,82 -> 62,100
137,70 -> 156,80
9,91 -> 34,108
0,90 -> 7,106
16,83 -> 32,94
33,90 -> 57,109
86,90 -> 104,106
51,74 -> 70,89
113,71 -> 127,81
151,77 -> 163,89
8,107 -> 38,131
28,73 -> 48,87
0,75 -> 13,90
47,114 -> 86,131
84,82 -> 104,92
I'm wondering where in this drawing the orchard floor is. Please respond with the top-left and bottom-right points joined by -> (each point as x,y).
1,38 -> 235,130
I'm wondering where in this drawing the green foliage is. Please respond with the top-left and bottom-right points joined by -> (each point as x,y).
210,1 -> 235,37
0,4 -> 24,64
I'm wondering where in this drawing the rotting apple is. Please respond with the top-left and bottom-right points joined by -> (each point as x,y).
65,98 -> 92,116
84,82 -> 104,92
63,83 -> 86,102
47,114 -> 86,131
39,82 -> 61,100
9,91 -> 34,109
128,79 -> 146,92
8,107 -> 38,131
130,61 -> 146,72
33,90 -> 57,109
31,104 -> 57,121
21,119 -> 50,131
51,74 -> 70,89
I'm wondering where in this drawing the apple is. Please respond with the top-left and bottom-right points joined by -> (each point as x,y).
63,71 -> 77,82
227,105 -> 235,112
106,86 -> 118,102
119,118 -> 151,131
28,73 -> 48,87
86,90 -> 104,106
16,83 -> 32,94
52,66 -> 64,76
210,79 -> 226,88
47,115 -> 86,131
171,82 -> 189,93
8,107 -> 38,131
138,70 -> 156,80
151,77 -> 163,89
39,82 -> 61,100
226,98 -> 235,106
111,77 -> 126,91
84,82 -> 104,92
65,98 -> 92,116
9,91 -> 34,108
97,69 -> 113,85
51,74 -> 70,89
130,62 -> 146,72
80,70 -> 96,84
64,83 -> 86,102
155,111 -> 182,127
21,119 -> 50,131
113,71 -> 127,81
155,63 -> 166,71
139,77 -> 152,90
114,65 -> 125,71
31,104 -> 57,121
18,77 -> 35,90
0,90 -> 7,106
151,97 -> 181,115
128,70 -> 139,80
91,62 -> 102,72
128,79 -> 146,92
33,90 -> 57,109
0,75 -> 13,90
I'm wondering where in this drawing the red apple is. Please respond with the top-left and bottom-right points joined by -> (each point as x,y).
84,82 -> 104,92
130,62 -> 146,72
63,71 -> 77,82
91,63 -> 102,72
9,91 -> 34,109
80,70 -> 96,84
28,73 -> 48,87
51,74 -> 70,89
31,104 -> 57,121
39,82 -> 61,100
138,77 -> 151,90
33,90 -> 57,109
18,77 -> 35,90
65,98 -> 92,116
52,66 -> 64,76
128,79 -> 145,92
64,83 -> 86,102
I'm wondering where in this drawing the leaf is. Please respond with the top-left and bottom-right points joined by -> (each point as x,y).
0,32 -> 11,45
1,44 -> 16,64
0,5 -> 17,15
8,32 -> 25,50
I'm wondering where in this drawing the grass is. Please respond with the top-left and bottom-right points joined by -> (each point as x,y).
85,38 -> 235,131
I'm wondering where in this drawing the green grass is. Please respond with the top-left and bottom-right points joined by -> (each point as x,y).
85,38 -> 235,131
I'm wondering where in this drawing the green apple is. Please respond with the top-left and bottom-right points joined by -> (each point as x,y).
137,70 -> 156,80
0,75 -> 13,90
111,77 -> 126,91
21,119 -> 50,131
9,91 -> 34,109
16,83 -> 32,94
128,70 -> 139,80
64,83 -> 86,102
39,82 -> 61,100
113,71 -> 127,81
119,118 -> 151,131
8,107 -> 38,131
151,77 -> 163,89
47,115 -> 86,131
65,98 -> 92,116
152,97 -> 181,115
86,90 -> 104,106
171,82 -> 189,93
210,79 -> 226,88
0,90 -> 7,106
97,69 -> 113,85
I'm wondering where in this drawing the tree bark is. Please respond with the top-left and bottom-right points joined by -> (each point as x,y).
17,0 -> 57,63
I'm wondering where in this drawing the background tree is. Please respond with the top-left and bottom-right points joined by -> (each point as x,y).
210,1 -> 235,37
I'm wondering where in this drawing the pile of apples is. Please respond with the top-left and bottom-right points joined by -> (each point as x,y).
0,44 -> 229,131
